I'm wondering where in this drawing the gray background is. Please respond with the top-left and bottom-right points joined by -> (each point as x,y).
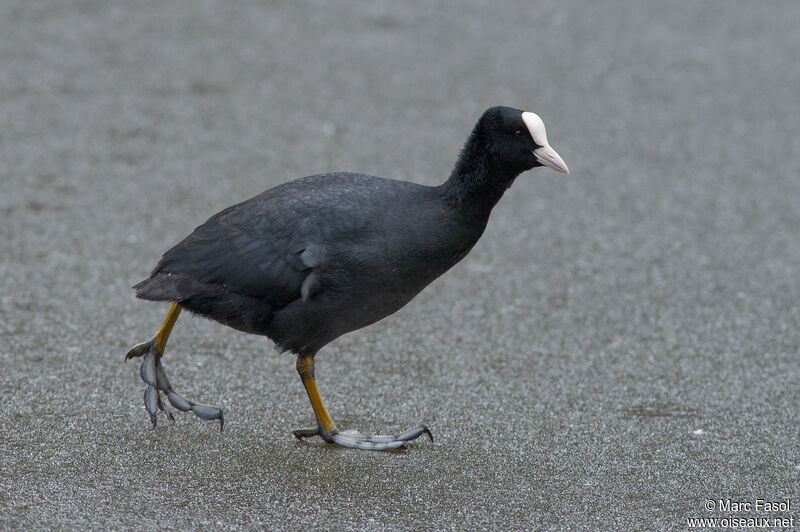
2,0 -> 799,529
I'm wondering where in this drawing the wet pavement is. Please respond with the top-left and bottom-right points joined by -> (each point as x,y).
2,0 -> 799,529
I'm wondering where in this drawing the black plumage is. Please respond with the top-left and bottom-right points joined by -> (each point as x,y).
136,173 -> 484,353
127,105 -> 568,450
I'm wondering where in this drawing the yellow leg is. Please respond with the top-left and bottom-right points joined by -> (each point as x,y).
154,303 -> 181,354
292,354 -> 432,449
296,354 -> 337,433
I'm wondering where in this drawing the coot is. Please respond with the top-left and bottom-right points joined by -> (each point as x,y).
126,106 -> 568,450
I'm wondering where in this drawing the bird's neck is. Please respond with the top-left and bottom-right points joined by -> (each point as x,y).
439,132 -> 519,218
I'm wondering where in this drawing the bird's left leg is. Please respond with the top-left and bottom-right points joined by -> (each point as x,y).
292,354 -> 432,450
125,303 -> 224,431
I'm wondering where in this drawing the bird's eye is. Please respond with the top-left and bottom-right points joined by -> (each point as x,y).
514,130 -> 523,138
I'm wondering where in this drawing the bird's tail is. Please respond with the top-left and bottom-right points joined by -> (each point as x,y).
133,273 -> 196,302
133,273 -> 273,336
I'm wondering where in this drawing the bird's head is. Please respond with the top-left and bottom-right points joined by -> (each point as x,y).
480,106 -> 569,176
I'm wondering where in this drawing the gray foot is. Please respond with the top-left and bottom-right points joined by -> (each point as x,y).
292,424 -> 433,451
125,340 -> 224,431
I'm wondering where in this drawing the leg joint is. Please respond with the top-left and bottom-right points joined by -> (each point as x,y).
296,354 -> 315,378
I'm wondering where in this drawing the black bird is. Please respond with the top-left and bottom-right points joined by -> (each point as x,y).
126,106 -> 569,450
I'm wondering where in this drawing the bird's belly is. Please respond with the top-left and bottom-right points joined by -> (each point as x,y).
267,258 -> 451,355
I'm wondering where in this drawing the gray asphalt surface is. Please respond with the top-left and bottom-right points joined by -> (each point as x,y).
2,0 -> 799,529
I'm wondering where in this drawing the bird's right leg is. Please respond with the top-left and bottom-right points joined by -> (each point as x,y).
292,354 -> 432,450
125,303 -> 224,431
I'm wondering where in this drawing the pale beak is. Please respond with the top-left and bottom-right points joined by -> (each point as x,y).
533,145 -> 569,174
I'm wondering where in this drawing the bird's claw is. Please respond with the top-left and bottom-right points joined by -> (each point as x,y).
125,340 -> 153,362
126,339 -> 224,431
293,424 -> 433,451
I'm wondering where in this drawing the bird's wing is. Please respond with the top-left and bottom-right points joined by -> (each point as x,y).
150,176 -> 384,307
152,197 -> 332,307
